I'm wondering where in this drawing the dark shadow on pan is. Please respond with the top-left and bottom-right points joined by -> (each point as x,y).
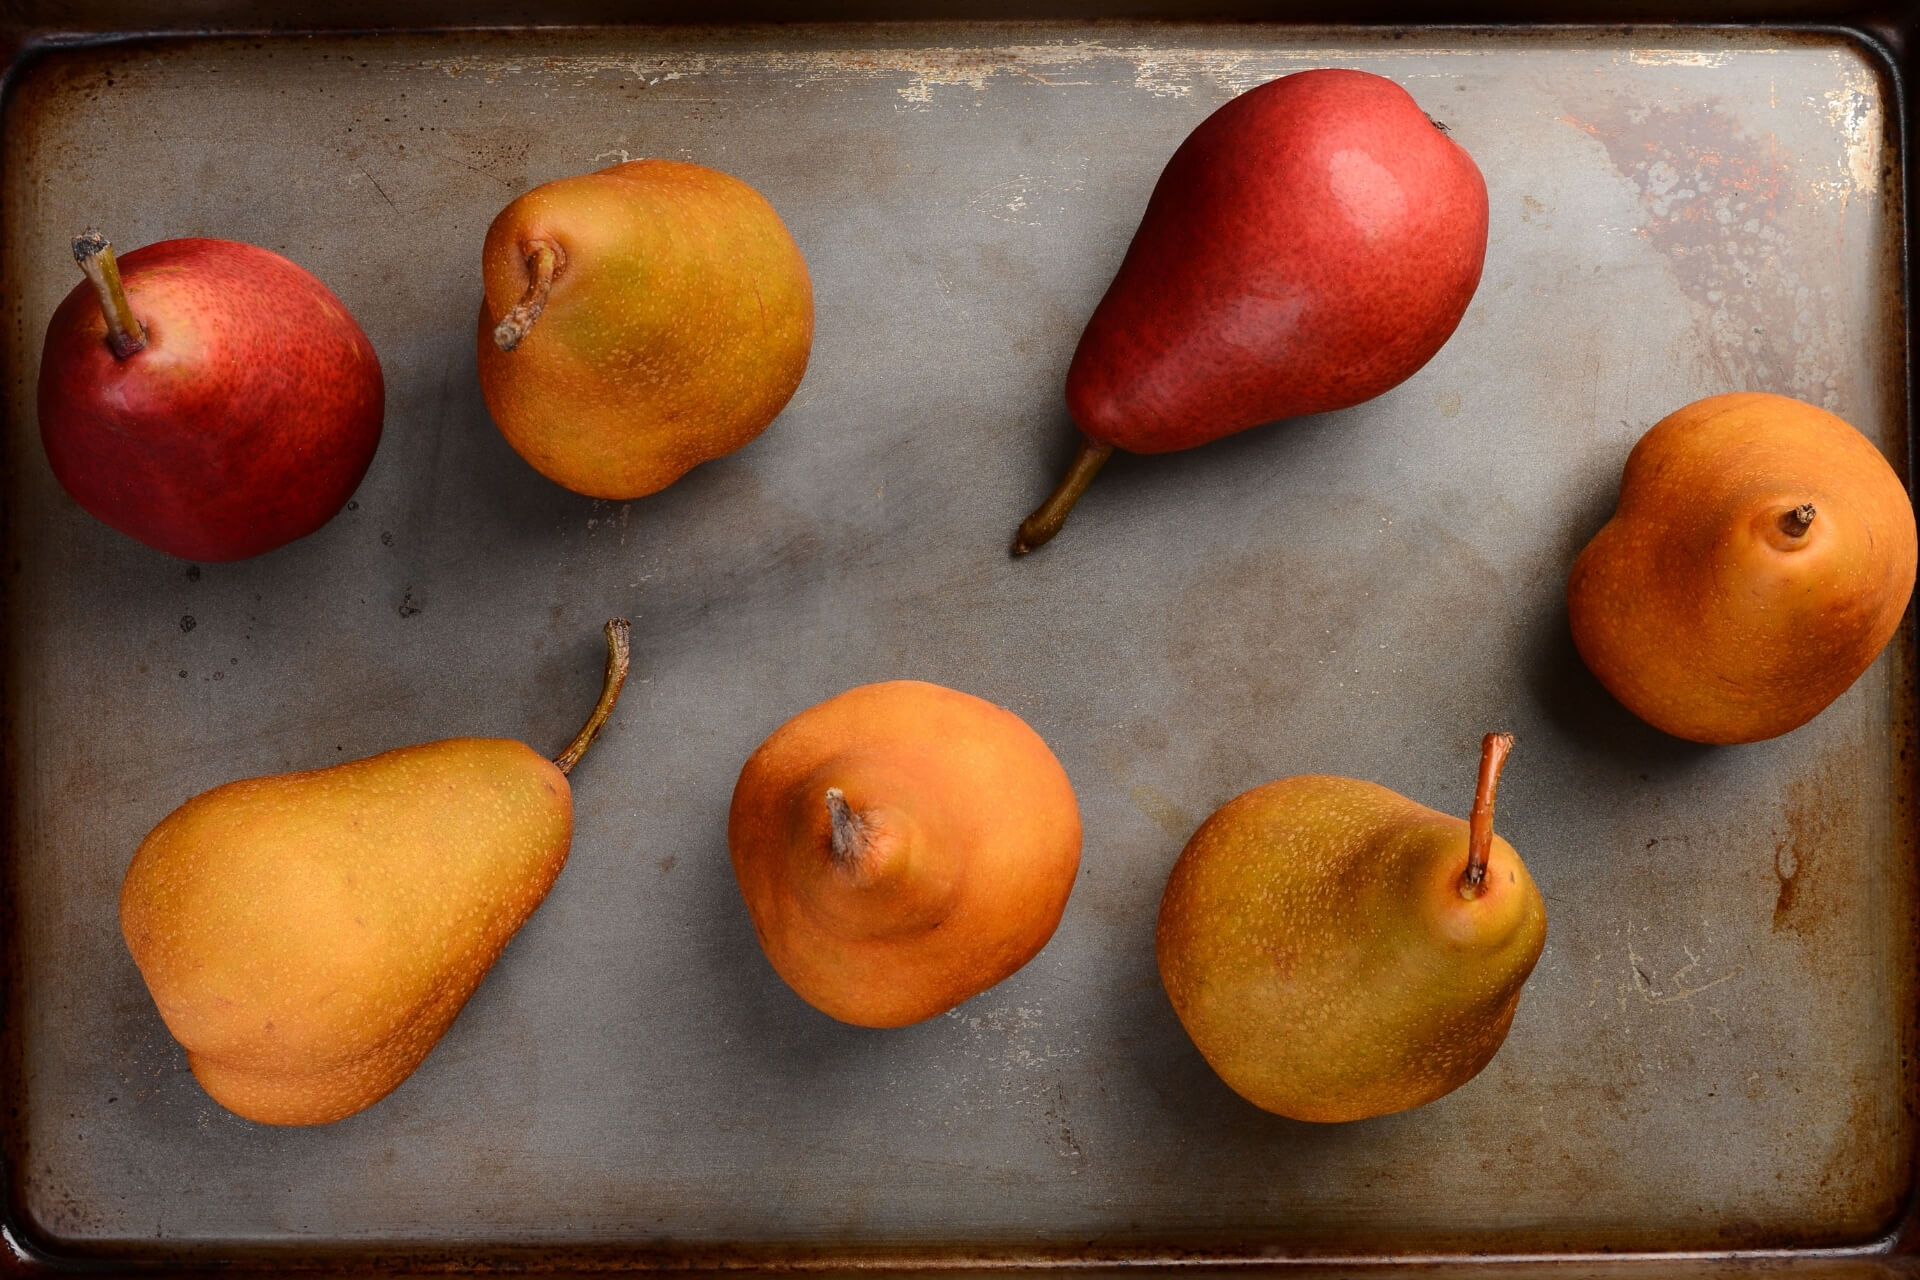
1520,482 -> 1715,774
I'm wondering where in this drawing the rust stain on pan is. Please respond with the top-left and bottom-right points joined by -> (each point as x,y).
1759,730 -> 1911,1230
1559,87 -> 1878,411
1770,750 -> 1860,940
1882,612 -> 1920,1248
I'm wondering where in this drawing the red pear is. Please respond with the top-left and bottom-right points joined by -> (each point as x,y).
1015,68 -> 1489,553
38,234 -> 384,562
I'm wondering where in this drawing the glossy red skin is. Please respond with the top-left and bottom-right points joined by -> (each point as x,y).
38,239 -> 384,561
1066,68 -> 1489,455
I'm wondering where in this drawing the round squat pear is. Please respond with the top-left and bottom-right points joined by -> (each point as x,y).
1157,734 -> 1546,1123
38,233 -> 384,561
477,159 -> 813,500
728,681 -> 1082,1028
1567,391 -> 1917,745
120,621 -> 631,1125
1015,67 -> 1488,552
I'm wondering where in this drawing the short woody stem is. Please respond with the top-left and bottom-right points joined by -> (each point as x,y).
72,232 -> 147,359
1012,437 -> 1114,556
825,788 -> 870,869
1460,732 -> 1514,899
1779,504 -> 1816,538
552,619 -> 632,776
492,239 -> 560,352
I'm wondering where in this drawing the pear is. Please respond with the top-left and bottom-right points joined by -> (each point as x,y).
1013,68 -> 1487,553
728,680 -> 1082,1028
1567,391 -> 1918,744
39,231 -> 383,561
1156,734 -> 1545,1123
119,621 -> 631,1126
477,158 -> 813,500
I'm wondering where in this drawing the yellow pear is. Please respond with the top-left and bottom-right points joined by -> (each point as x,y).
477,158 -> 813,500
1156,734 -> 1545,1123
119,621 -> 631,1125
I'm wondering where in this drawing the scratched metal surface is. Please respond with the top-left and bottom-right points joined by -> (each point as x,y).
0,25 -> 1911,1262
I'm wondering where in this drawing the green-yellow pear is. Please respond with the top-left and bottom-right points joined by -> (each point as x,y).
119,621 -> 632,1126
477,158 -> 813,500
1156,734 -> 1545,1123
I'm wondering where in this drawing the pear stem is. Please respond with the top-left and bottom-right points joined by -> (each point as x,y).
72,231 -> 148,359
1012,437 -> 1115,556
1460,732 -> 1515,900
1779,503 -> 1816,538
493,239 -> 560,352
824,787 -> 870,869
552,619 -> 632,776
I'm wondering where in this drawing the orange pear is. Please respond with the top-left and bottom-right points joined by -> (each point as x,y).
1568,392 -> 1917,744
1157,734 -> 1545,1123
728,681 -> 1082,1028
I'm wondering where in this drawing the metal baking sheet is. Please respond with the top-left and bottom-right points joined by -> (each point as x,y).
1,22 -> 1912,1268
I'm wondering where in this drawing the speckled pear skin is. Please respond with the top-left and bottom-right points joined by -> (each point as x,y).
1567,391 -> 1917,745
120,738 -> 572,1126
728,681 -> 1082,1028
1156,774 -> 1545,1124
38,238 -> 384,561
477,158 -> 813,500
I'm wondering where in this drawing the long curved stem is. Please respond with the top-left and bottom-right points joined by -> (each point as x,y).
493,239 -> 560,352
553,619 -> 632,776
1459,732 -> 1514,900
1012,437 -> 1114,556
72,231 -> 147,359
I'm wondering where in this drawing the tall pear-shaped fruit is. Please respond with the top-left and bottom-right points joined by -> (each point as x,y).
119,621 -> 631,1126
1015,68 -> 1488,553
1157,734 -> 1545,1123
1568,392 -> 1917,744
729,680 -> 1082,1028
478,159 -> 813,500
